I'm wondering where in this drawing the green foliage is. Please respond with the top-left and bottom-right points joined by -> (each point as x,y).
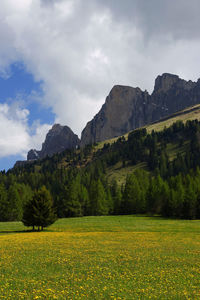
122,173 -> 144,214
90,179 -> 109,215
2,119 -> 200,220
7,184 -> 23,221
0,184 -> 8,221
22,186 -> 57,230
110,179 -> 121,214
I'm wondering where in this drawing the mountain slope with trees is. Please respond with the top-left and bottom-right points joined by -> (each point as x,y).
2,108 -> 200,222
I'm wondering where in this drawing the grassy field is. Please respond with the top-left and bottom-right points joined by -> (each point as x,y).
1,216 -> 200,299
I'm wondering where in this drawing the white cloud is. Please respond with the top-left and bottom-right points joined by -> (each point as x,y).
29,120 -> 52,152
0,0 -> 145,135
0,102 -> 51,158
0,0 -> 199,144
0,103 -> 29,157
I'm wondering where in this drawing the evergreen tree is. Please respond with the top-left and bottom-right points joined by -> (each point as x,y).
0,184 -> 8,221
7,184 -> 23,221
182,178 -> 197,219
63,179 -> 82,217
90,179 -> 109,215
147,175 -> 164,214
80,185 -> 90,216
122,173 -> 143,214
111,180 -> 122,214
22,186 -> 57,231
160,181 -> 171,217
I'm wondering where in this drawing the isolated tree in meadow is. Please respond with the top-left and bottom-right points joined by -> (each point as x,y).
22,186 -> 57,231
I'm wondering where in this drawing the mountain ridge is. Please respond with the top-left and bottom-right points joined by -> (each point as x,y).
81,73 -> 200,146
25,73 -> 200,162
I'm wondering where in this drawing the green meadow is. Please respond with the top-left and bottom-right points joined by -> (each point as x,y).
0,216 -> 200,299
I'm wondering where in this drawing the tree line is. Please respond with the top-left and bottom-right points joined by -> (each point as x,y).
1,119 -> 200,223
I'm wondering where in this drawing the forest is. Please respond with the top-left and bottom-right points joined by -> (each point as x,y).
1,119 -> 200,221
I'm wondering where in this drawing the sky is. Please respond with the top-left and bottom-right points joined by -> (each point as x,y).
1,0 -> 200,171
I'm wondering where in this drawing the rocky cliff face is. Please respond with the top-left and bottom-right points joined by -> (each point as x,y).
81,73 -> 200,146
81,85 -> 150,146
27,124 -> 80,160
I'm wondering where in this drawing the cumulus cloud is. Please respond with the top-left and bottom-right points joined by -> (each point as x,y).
0,101 -> 51,158
0,103 -> 29,157
29,120 -> 52,152
0,0 -> 200,140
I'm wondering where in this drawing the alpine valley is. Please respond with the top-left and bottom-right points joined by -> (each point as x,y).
2,73 -> 200,222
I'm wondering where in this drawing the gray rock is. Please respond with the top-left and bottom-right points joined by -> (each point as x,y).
27,124 -> 80,161
81,73 -> 200,146
27,149 -> 39,160
81,85 -> 150,146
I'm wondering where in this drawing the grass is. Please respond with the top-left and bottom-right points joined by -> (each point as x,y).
106,162 -> 148,185
95,104 -> 200,151
1,216 -> 200,299
146,104 -> 200,133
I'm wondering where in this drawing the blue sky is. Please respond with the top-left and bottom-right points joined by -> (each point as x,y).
0,0 -> 200,171
0,63 -> 55,171
0,63 -> 55,126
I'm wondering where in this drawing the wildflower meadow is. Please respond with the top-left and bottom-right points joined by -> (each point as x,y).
0,216 -> 200,299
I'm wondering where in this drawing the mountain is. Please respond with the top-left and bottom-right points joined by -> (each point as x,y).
27,124 -> 80,160
11,113 -> 200,220
26,73 -> 200,160
81,73 -> 200,146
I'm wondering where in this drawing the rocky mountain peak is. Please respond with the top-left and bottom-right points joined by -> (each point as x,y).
81,84 -> 150,146
51,123 -> 63,131
81,73 -> 200,146
153,73 -> 196,93
106,85 -> 143,103
27,124 -> 80,161
153,73 -> 180,93
27,73 -> 200,159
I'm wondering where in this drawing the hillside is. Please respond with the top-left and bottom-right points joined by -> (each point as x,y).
91,104 -> 200,184
12,102 -> 200,187
12,102 -> 200,180
2,104 -> 200,222
96,103 -> 200,150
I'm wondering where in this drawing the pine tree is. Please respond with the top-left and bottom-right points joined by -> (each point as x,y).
7,184 -> 23,221
182,177 -> 197,219
122,173 -> 143,214
0,184 -> 8,221
22,186 -> 57,231
147,175 -> 164,214
64,180 -> 82,217
90,179 -> 109,215
111,180 -> 122,214
80,185 -> 90,216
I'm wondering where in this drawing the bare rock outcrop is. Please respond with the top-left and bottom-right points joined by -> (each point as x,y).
81,85 -> 150,146
27,124 -> 80,161
81,73 -> 200,146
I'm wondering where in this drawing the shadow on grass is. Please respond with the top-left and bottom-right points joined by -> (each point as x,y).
0,229 -> 48,234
